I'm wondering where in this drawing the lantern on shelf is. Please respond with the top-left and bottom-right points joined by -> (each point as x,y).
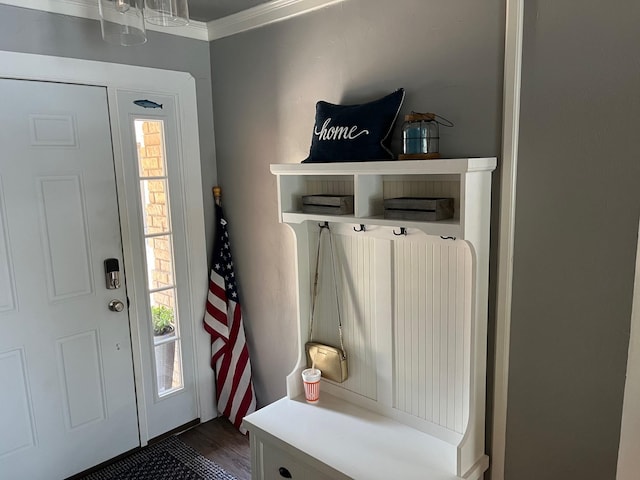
399,112 -> 454,160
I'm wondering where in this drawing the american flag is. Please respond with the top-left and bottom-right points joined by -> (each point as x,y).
203,203 -> 256,433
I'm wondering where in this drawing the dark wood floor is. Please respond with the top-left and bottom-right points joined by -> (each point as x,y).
179,417 -> 251,480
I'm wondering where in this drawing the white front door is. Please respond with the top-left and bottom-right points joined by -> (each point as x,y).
0,79 -> 139,479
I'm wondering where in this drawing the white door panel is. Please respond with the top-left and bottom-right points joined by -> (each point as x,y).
115,90 -> 198,439
0,79 -> 139,479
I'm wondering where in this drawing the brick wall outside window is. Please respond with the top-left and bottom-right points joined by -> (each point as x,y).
138,121 -> 173,310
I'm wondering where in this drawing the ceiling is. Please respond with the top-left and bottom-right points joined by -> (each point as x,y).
187,0 -> 273,22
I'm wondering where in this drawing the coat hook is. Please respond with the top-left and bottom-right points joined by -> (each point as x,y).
440,236 -> 457,241
393,227 -> 407,236
318,221 -> 330,230
353,224 -> 366,232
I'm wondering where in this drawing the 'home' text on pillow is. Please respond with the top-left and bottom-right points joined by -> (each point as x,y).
303,88 -> 405,163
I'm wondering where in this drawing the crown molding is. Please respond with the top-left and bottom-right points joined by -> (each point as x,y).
207,0 -> 345,41
0,0 -> 344,42
0,0 -> 209,41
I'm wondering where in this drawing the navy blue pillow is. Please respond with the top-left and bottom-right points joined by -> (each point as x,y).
303,88 -> 405,163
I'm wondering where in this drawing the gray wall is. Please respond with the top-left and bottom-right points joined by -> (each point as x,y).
5,1 -> 635,477
209,0 -> 505,408
0,4 -> 218,254
505,1 -> 640,479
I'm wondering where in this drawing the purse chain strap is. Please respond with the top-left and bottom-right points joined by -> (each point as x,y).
309,224 -> 346,358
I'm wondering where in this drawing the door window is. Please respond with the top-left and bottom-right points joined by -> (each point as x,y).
134,119 -> 183,397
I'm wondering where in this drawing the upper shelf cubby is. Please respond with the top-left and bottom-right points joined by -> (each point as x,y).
270,158 -> 497,239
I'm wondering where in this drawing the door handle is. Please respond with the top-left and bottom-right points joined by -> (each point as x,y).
108,300 -> 125,312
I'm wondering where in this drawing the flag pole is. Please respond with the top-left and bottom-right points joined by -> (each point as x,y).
212,186 -> 221,206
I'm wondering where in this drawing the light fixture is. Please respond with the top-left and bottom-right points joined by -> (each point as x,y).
144,0 -> 190,27
99,0 -> 147,46
99,0 -> 190,46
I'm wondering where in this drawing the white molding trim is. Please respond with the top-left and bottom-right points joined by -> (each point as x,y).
0,0 -> 209,41
1,0 -> 345,42
617,220 -> 640,479
492,0 -> 524,479
207,0 -> 345,40
0,50 -> 214,440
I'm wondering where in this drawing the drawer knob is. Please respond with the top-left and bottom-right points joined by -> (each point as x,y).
278,466 -> 292,478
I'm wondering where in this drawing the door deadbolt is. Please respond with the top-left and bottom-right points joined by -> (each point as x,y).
104,258 -> 121,290
108,300 -> 125,312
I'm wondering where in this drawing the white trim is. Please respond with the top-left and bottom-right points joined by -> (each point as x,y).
492,0 -> 524,479
0,0 -> 209,41
617,220 -> 640,479
0,49 -> 194,91
0,50 -> 214,441
207,0 -> 344,41
0,0 -> 344,42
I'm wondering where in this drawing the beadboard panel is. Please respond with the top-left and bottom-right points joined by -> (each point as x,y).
311,231 -> 377,400
305,177 -> 354,196
393,238 -> 472,434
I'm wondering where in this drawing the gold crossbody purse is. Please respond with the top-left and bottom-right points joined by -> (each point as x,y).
304,223 -> 348,383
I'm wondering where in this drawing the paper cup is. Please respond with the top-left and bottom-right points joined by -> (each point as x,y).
301,368 -> 321,403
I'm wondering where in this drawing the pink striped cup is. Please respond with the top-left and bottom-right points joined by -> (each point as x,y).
301,368 -> 321,403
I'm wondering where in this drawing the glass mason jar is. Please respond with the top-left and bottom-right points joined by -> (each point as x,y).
402,112 -> 439,156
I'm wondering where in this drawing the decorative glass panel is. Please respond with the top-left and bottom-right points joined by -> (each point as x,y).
145,236 -> 174,290
140,179 -> 170,235
134,119 -> 184,398
135,120 -> 166,177
150,290 -> 177,337
154,341 -> 183,395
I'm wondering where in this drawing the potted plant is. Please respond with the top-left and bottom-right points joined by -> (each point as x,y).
152,305 -> 176,392
152,305 -> 175,336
